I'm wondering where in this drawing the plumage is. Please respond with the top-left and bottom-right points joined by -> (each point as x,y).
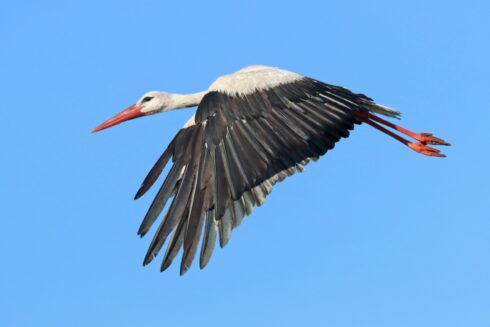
200,210 -> 218,269
137,76 -> 364,273
92,65 -> 450,275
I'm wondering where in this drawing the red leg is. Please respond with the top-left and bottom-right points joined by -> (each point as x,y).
364,112 -> 450,146
357,111 -> 449,157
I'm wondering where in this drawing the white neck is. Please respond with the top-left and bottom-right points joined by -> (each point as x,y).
169,91 -> 207,110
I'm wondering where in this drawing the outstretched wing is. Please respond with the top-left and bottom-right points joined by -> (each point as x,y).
135,77 -> 373,275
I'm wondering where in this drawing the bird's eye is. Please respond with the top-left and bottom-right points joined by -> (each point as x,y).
141,96 -> 153,103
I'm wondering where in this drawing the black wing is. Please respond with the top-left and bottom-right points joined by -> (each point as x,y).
134,77 -> 373,275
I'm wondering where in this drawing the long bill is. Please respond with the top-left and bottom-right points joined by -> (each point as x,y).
91,104 -> 145,133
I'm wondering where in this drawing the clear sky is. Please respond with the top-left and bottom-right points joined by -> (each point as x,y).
1,0 -> 489,326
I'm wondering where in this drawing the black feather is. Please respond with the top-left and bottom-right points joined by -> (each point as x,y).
136,77 -> 368,273
134,137 -> 176,200
200,210 -> 217,269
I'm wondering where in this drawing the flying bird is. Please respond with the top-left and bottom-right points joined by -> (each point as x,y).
92,65 -> 449,275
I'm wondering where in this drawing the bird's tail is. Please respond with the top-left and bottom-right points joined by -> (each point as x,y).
364,102 -> 401,119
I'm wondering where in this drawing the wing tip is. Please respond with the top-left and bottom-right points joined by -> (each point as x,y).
160,259 -> 172,273
137,226 -> 148,238
179,262 -> 190,276
135,181 -> 152,199
142,245 -> 160,266
134,189 -> 144,200
199,260 -> 207,270
142,255 -> 154,266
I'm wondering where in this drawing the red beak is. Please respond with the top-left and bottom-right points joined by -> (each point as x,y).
91,104 -> 145,133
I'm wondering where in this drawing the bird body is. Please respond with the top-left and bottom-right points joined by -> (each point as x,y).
158,65 -> 400,130
92,65 -> 449,275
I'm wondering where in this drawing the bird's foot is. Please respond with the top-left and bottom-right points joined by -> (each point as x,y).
407,142 -> 446,157
414,133 -> 451,146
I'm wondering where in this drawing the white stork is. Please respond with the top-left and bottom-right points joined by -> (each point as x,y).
92,65 -> 449,275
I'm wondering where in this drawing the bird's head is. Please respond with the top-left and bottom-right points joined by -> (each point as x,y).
91,91 -> 171,133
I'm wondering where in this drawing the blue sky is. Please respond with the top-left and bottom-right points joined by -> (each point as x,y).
1,0 -> 489,326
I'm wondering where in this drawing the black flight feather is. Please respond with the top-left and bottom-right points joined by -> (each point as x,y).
135,77 -> 370,274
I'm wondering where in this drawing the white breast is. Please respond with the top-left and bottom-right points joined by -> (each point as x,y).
208,65 -> 303,96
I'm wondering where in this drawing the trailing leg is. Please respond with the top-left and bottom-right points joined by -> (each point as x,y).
356,111 -> 450,157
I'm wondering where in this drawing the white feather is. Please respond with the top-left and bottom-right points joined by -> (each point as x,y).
208,65 -> 302,96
